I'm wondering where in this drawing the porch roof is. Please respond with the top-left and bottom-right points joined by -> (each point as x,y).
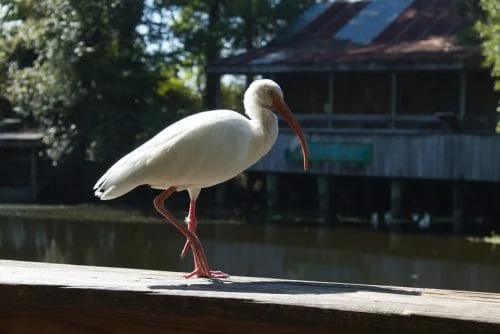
207,0 -> 481,74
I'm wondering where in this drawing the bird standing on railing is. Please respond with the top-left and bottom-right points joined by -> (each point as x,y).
93,79 -> 309,279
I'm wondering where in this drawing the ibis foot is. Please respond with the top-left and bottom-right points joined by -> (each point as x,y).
184,269 -> 230,279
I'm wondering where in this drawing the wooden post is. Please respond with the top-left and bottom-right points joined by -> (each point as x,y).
317,175 -> 330,224
30,147 -> 37,202
266,173 -> 278,218
215,184 -> 226,217
390,72 -> 397,129
316,175 -> 331,244
264,224 -> 277,243
452,182 -> 464,233
458,71 -> 466,129
390,179 -> 403,221
215,75 -> 222,108
245,74 -> 255,87
327,73 -> 334,127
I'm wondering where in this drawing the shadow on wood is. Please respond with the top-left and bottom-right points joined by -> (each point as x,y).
148,279 -> 421,296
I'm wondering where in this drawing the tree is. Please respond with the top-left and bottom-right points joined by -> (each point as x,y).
0,0 -> 158,164
476,0 -> 500,96
145,0 -> 320,107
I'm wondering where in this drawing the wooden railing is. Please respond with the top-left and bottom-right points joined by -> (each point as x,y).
0,118 -> 43,147
0,260 -> 499,333
0,118 -> 22,132
279,113 -> 499,133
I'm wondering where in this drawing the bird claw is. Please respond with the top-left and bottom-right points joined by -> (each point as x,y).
184,269 -> 230,279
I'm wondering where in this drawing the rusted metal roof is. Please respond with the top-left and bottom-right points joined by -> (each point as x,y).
207,0 -> 480,73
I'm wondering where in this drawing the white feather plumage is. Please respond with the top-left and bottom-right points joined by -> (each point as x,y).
94,80 -> 283,200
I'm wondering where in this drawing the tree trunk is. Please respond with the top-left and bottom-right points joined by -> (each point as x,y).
244,0 -> 256,87
204,1 -> 222,109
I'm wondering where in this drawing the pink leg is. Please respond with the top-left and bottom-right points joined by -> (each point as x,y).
153,187 -> 228,279
180,198 -> 197,258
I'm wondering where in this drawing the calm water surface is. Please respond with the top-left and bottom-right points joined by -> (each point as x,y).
0,216 -> 498,292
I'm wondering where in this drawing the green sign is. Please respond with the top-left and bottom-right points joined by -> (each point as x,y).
285,141 -> 373,164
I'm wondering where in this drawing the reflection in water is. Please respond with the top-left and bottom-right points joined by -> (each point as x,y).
0,216 -> 498,292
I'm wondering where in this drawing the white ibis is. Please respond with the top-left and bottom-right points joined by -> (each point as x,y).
93,79 -> 308,279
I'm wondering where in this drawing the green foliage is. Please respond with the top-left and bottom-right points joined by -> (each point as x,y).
156,67 -> 201,115
223,0 -> 318,50
154,0 -> 318,59
476,0 -> 500,92
0,0 -> 201,165
220,81 -> 244,111
457,0 -> 484,44
1,0 -> 153,163
146,0 -> 319,104
135,65 -> 202,142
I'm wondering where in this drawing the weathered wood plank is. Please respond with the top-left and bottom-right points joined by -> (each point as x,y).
0,260 -> 499,333
294,113 -> 443,123
252,130 -> 500,181
284,113 -> 498,132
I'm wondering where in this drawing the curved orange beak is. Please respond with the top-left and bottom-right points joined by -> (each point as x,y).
273,95 -> 308,171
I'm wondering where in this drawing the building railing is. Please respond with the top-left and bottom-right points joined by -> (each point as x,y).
0,118 -> 22,132
279,113 -> 499,133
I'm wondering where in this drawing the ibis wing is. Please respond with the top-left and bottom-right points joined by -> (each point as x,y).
94,110 -> 252,199
144,111 -> 254,189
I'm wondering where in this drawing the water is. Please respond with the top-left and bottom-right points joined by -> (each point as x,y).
0,216 -> 498,292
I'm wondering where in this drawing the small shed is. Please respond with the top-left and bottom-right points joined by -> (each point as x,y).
0,118 -> 43,202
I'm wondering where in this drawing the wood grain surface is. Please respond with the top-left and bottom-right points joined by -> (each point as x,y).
0,260 -> 498,333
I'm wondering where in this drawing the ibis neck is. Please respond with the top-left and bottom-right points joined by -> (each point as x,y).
246,104 -> 279,156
